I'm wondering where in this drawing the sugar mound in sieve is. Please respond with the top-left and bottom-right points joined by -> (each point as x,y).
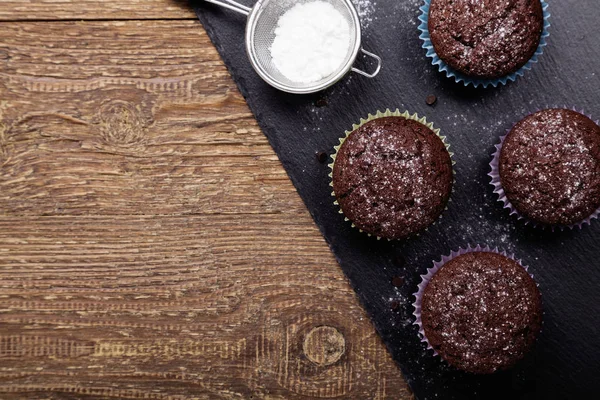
270,1 -> 351,84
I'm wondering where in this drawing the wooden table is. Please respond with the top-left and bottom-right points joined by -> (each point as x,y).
0,1 -> 411,399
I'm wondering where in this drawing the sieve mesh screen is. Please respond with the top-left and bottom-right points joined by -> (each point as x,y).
247,0 -> 360,91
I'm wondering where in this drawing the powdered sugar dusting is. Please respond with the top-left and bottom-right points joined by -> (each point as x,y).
352,0 -> 376,29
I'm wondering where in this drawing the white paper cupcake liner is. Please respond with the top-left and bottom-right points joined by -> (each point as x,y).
328,109 -> 455,241
412,245 -> 533,356
489,107 -> 600,231
418,0 -> 551,88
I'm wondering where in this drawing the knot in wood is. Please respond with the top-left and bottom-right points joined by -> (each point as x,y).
303,326 -> 345,366
99,100 -> 146,146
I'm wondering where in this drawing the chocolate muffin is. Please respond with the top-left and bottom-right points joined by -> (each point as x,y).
332,116 -> 453,240
428,0 -> 544,79
421,251 -> 542,374
499,109 -> 600,226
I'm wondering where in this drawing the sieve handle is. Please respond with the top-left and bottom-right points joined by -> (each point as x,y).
351,48 -> 382,79
204,0 -> 252,16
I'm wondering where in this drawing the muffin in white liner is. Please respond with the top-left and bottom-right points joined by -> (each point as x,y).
329,109 -> 455,241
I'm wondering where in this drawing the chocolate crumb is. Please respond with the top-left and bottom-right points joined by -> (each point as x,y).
391,276 -> 404,287
316,151 -> 328,163
390,300 -> 400,311
315,97 -> 328,108
426,94 -> 437,106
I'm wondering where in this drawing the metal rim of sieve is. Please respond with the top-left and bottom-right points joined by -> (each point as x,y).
204,0 -> 382,94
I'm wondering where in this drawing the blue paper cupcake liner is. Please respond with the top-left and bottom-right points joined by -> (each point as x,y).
489,107 -> 600,231
412,245 -> 535,356
418,0 -> 551,88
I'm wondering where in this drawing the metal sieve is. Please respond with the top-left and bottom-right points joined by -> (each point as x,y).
203,0 -> 382,94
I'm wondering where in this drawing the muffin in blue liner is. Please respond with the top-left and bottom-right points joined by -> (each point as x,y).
489,107 -> 600,231
418,0 -> 550,88
412,245 -> 542,374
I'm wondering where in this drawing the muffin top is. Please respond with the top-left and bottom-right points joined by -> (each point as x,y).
421,251 -> 542,374
332,116 -> 453,240
428,0 -> 543,79
500,109 -> 600,226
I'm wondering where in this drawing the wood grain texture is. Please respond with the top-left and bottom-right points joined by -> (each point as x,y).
0,18 -> 412,400
0,0 -> 194,21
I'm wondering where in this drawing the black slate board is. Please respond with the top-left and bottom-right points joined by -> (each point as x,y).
192,1 -> 600,398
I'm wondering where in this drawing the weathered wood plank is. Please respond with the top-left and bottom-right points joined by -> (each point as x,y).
0,0 -> 195,21
0,20 -> 411,399
0,20 -> 299,216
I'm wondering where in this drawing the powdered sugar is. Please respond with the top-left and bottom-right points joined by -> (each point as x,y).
270,1 -> 351,83
352,0 -> 376,28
